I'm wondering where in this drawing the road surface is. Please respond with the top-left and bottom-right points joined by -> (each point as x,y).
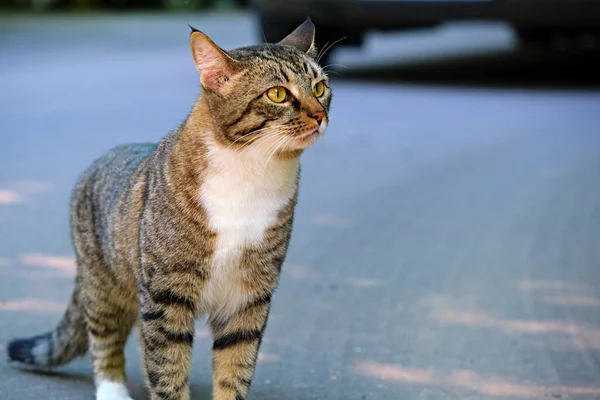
1,11 -> 600,400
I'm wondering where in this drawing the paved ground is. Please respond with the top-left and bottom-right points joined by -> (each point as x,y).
1,11 -> 600,400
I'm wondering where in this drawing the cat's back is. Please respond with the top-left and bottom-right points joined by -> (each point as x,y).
76,143 -> 156,199
94,142 -> 157,178
71,142 -> 157,240
98,143 -> 155,180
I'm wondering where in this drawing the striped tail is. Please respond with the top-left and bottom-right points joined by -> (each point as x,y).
7,290 -> 88,367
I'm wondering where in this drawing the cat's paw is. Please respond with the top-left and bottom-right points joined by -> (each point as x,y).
96,381 -> 134,400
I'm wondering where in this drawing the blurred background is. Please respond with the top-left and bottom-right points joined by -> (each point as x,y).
1,1 -> 600,399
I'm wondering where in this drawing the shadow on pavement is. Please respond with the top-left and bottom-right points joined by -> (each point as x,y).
336,48 -> 600,90
134,382 -> 311,400
11,365 -> 91,382
8,364 -> 312,400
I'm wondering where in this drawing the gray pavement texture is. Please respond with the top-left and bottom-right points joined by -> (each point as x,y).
2,11 -> 600,400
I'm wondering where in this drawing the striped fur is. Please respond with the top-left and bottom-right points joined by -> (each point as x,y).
6,18 -> 331,400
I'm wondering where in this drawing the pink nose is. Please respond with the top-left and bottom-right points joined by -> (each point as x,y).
311,110 -> 325,124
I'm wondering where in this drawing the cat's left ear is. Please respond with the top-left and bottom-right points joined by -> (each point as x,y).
278,18 -> 317,59
189,26 -> 237,92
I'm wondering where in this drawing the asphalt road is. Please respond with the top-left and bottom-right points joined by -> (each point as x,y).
1,11 -> 600,400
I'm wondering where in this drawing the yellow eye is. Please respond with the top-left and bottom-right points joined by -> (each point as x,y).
313,81 -> 325,97
266,86 -> 288,103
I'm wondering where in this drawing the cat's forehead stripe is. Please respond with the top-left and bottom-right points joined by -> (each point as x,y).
283,61 -> 306,79
231,44 -> 322,80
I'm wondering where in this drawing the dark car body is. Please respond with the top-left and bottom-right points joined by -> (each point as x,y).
251,0 -> 600,59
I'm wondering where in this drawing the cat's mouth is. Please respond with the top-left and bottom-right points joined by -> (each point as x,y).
297,121 -> 327,142
275,121 -> 327,153
299,129 -> 319,139
294,127 -> 321,148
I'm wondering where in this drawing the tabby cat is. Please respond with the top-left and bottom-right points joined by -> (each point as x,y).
7,18 -> 331,400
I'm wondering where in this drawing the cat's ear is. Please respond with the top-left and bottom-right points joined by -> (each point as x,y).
278,18 -> 317,58
189,25 -> 237,92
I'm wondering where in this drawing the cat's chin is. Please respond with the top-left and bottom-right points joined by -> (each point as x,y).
291,123 -> 327,150
287,130 -> 320,151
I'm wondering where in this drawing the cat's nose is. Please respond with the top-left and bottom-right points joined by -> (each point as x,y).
310,110 -> 325,124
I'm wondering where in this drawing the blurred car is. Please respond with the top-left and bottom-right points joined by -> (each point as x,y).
251,0 -> 600,63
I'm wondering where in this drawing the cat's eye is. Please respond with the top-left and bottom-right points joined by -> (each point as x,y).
313,81 -> 326,97
266,86 -> 288,103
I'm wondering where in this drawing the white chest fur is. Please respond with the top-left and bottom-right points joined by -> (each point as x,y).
198,143 -> 299,318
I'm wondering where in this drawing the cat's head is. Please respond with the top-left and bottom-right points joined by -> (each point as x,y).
189,19 -> 331,156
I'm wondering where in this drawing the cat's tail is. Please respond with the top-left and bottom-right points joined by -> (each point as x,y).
7,289 -> 88,367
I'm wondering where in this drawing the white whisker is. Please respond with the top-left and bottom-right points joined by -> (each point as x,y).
323,63 -> 348,69
317,36 -> 347,63
261,134 -> 291,174
225,124 -> 288,153
316,41 -> 330,63
238,128 -> 292,159
258,131 -> 287,163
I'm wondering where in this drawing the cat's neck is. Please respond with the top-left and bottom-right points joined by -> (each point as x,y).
187,97 -> 299,165
166,97 -> 301,204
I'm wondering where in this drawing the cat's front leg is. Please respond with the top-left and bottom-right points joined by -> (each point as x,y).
210,293 -> 272,400
138,269 -> 202,400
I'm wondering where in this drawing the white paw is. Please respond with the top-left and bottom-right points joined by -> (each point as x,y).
96,381 -> 134,400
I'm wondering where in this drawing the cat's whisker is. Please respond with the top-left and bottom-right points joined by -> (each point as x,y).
242,127 -> 287,149
238,128 -> 292,159
316,36 -> 347,63
243,125 -> 291,142
225,135 -> 252,152
261,135 -> 289,173
260,26 -> 268,43
317,38 -> 345,63
323,63 -> 348,70
242,124 -> 289,139
225,125 -> 289,152
254,128 -> 294,155
262,130 -> 297,173
230,124 -> 288,144
247,126 -> 289,142
316,41 -> 330,63
322,62 -> 347,77
257,129 -> 291,163
240,139 -> 283,173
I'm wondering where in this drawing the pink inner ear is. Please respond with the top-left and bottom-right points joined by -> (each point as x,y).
197,53 -> 225,90
201,69 -> 229,91
192,35 -> 234,91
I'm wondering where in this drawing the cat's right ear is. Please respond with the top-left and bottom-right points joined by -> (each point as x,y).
278,18 -> 317,58
189,25 -> 237,92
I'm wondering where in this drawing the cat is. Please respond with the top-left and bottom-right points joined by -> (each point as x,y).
6,18 -> 331,400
